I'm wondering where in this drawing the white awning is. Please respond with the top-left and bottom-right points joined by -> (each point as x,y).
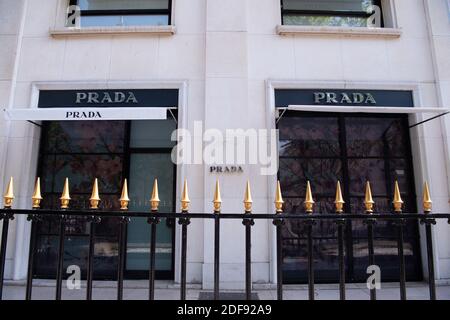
285,105 -> 449,114
3,107 -> 169,121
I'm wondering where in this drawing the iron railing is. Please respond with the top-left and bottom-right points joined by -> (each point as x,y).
0,177 -> 449,301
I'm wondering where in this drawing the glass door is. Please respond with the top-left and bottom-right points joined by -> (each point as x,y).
277,112 -> 422,283
125,120 -> 176,279
34,118 -> 177,280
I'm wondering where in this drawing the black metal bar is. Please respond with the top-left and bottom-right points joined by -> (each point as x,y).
86,215 -> 100,300
117,217 -> 128,301
366,219 -> 377,301
409,112 -> 450,129
336,219 -> 346,300
147,215 -> 160,300
242,215 -> 255,301
0,211 -> 13,300
179,215 -> 190,300
25,212 -> 39,300
2,208 -> 450,220
422,218 -> 437,300
213,215 -> 220,300
395,219 -> 407,300
273,217 -> 284,300
55,214 -> 66,300
306,220 -> 315,300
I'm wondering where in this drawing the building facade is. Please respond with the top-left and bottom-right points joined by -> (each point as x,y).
1,0 -> 450,289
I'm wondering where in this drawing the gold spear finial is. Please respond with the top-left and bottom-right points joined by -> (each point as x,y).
364,181 -> 375,213
213,180 -> 222,213
119,179 -> 130,211
181,179 -> 190,212
32,177 -> 43,209
304,181 -> 315,214
423,181 -> 432,213
393,181 -> 403,213
89,178 -> 101,210
60,178 -> 71,209
335,181 -> 345,214
275,181 -> 284,214
150,179 -> 160,212
244,180 -> 253,213
3,177 -> 14,208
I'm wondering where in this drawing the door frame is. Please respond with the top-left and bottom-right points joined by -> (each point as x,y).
265,79 -> 436,284
9,80 -> 188,281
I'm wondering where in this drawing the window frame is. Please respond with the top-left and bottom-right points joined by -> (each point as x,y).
280,0 -> 383,27
69,0 -> 173,25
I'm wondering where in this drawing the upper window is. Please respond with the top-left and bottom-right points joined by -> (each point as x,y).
69,0 -> 171,27
281,0 -> 383,28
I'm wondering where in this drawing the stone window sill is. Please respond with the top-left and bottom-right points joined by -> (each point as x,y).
50,25 -> 176,37
276,25 -> 402,38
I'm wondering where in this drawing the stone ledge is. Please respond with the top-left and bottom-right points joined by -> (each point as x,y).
276,25 -> 402,38
50,25 -> 176,37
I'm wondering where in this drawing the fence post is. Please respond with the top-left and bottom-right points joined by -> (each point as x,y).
363,181 -> 377,301
392,181 -> 407,300
304,181 -> 316,301
272,181 -> 284,301
421,182 -> 436,300
86,178 -> 101,300
26,178 -> 43,300
148,179 -> 160,301
242,181 -> 254,301
179,180 -> 191,300
0,177 -> 14,300
55,178 -> 71,300
213,180 -> 221,300
117,179 -> 130,301
334,181 -> 346,301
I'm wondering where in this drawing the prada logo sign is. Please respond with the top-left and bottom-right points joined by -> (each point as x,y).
210,166 -> 244,174
75,91 -> 138,105
275,89 -> 414,108
38,89 -> 179,108
314,92 -> 376,105
66,111 -> 102,119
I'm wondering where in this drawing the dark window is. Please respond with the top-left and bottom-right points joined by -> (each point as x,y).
69,0 -> 172,27
34,119 -> 177,280
278,112 -> 422,284
281,0 -> 383,27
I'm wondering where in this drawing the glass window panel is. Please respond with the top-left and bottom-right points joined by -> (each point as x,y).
80,14 -> 169,27
283,0 -> 374,12
127,153 -> 174,271
346,117 -> 407,157
50,155 -> 123,194
93,237 -> 119,278
79,0 -> 169,10
278,114 -> 420,283
45,121 -> 125,154
348,158 -> 412,197
279,158 -> 343,197
40,155 -> 56,193
283,14 -> 369,27
278,116 -> 340,157
348,159 -> 387,196
130,120 -> 177,149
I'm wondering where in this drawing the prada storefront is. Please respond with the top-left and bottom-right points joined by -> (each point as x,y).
28,89 -> 179,280
275,89 -> 422,284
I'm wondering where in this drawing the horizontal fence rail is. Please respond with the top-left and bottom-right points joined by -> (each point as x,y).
0,177 -> 449,301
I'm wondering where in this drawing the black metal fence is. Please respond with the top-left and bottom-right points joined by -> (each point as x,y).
0,178 -> 450,301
